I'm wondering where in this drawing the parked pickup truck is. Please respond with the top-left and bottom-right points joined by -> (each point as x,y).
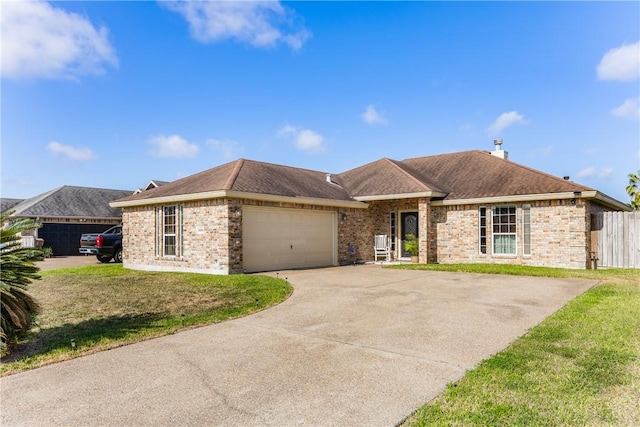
79,225 -> 123,263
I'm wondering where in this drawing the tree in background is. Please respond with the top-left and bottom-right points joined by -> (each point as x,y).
1,210 -> 43,353
627,170 -> 640,210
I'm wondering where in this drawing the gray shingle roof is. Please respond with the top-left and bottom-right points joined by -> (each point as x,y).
1,198 -> 25,213
10,186 -> 132,219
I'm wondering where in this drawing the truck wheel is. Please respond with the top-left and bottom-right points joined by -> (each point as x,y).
97,254 -> 112,263
114,248 -> 123,263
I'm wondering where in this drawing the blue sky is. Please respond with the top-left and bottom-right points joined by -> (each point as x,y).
2,1 -> 639,204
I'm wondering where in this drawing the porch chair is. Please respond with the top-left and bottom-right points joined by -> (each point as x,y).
374,234 -> 391,262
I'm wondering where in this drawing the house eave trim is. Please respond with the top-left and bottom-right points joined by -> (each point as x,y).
354,191 -> 446,201
582,191 -> 632,211
110,190 -> 368,209
226,191 -> 369,208
110,191 -> 229,207
431,191 -> 631,210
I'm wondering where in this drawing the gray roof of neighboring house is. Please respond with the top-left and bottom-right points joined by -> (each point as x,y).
112,150 -> 626,209
1,198 -> 26,213
9,186 -> 133,219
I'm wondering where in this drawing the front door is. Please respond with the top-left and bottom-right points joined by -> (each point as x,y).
400,212 -> 419,258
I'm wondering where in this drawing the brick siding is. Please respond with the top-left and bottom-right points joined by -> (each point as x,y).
429,199 -> 595,269
122,195 -> 607,274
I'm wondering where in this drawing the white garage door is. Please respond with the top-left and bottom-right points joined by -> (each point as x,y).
243,206 -> 337,273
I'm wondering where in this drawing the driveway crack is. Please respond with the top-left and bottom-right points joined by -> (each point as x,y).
168,343 -> 268,424
236,320 -> 467,372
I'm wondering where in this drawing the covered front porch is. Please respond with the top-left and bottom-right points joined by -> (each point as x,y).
337,197 -> 432,265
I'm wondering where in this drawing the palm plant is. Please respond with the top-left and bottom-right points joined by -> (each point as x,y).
627,170 -> 640,210
403,233 -> 419,257
1,210 -> 43,352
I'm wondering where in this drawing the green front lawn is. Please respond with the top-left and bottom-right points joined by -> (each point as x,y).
0,264 -> 291,375
392,264 -> 640,426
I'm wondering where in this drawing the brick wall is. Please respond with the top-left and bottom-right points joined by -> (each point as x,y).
124,198 -> 371,274
122,195 -> 605,273
122,199 -> 232,274
429,199 -> 592,269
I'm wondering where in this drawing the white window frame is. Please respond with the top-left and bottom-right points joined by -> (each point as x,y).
492,205 -> 517,255
156,205 -> 183,258
479,206 -> 487,255
522,204 -> 531,256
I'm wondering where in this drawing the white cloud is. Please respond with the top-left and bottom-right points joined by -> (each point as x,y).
577,167 -> 596,179
162,1 -> 310,50
296,129 -> 324,151
1,1 -> 117,80
277,124 -> 298,137
576,167 -> 614,180
599,168 -> 614,179
206,138 -> 244,160
612,97 -> 640,120
47,142 -> 97,161
486,111 -> 528,135
361,105 -> 387,125
277,125 -> 325,152
597,41 -> 640,81
148,134 -> 199,158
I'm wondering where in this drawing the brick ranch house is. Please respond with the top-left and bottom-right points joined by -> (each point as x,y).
111,144 -> 630,274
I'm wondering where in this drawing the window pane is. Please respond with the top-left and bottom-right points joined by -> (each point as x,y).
492,205 -> 517,255
479,207 -> 487,254
523,205 -> 531,255
164,235 -> 176,256
389,212 -> 396,252
494,235 -> 516,254
163,205 -> 178,257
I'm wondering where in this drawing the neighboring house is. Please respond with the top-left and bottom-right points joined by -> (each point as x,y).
1,198 -> 25,212
111,143 -> 630,274
133,180 -> 169,195
6,185 -> 132,256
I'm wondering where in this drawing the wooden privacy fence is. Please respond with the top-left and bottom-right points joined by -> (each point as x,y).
591,211 -> 640,269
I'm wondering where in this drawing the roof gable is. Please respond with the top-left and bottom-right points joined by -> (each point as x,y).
336,158 -> 444,198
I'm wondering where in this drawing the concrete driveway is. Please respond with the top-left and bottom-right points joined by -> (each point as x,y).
1,265 -> 595,426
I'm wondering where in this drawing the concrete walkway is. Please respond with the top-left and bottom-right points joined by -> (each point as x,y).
1,265 -> 595,426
